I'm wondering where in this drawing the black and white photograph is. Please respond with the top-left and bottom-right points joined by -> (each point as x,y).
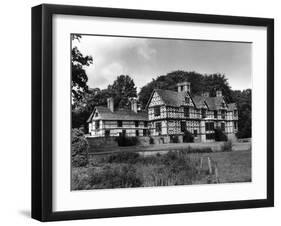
71,34 -> 252,190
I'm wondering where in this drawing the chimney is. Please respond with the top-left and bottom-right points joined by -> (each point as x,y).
216,90 -> 222,97
177,82 -> 190,93
202,92 -> 210,97
107,97 -> 114,112
130,98 -> 138,113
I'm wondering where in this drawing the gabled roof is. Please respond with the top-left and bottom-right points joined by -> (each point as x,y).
192,96 -> 208,109
148,89 -> 233,111
204,96 -> 226,111
151,89 -> 195,107
87,106 -> 148,122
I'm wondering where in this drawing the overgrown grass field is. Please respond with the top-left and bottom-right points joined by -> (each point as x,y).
71,148 -> 251,190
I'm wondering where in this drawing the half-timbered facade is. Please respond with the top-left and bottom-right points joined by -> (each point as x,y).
87,98 -> 149,137
87,81 -> 238,142
146,82 -> 238,142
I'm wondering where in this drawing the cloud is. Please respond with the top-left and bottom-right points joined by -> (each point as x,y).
136,41 -> 156,60
73,35 -> 251,91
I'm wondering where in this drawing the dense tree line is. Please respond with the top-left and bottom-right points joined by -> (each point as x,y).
138,70 -> 233,108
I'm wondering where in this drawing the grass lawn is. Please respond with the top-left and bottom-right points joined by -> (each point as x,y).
72,148 -> 251,190
190,150 -> 251,184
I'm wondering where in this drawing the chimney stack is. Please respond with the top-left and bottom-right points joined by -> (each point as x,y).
202,92 -> 210,97
177,82 -> 190,93
107,97 -> 114,112
130,98 -> 138,113
216,90 -> 222,97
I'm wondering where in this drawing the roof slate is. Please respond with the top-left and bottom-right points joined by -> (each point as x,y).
88,106 -> 148,122
154,89 -> 189,107
154,89 -> 233,111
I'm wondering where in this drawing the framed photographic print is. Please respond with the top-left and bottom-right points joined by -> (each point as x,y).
31,4 -> 274,222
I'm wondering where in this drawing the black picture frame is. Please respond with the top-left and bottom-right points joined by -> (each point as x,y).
32,4 -> 274,222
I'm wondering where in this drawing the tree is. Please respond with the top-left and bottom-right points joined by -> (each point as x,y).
202,73 -> 233,102
138,70 -> 232,108
71,35 -> 93,105
108,75 -> 137,108
72,75 -> 137,129
231,89 -> 252,138
72,128 -> 89,167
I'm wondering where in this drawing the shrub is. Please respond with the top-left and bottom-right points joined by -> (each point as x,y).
115,134 -> 138,146
170,135 -> 179,143
214,128 -> 228,141
183,130 -> 194,143
221,140 -> 232,152
72,128 -> 89,167
71,167 -> 91,190
89,165 -> 142,189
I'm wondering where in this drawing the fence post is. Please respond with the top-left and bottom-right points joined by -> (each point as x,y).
207,157 -> 212,175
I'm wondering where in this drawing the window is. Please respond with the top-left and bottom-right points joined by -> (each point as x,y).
144,121 -> 148,127
194,130 -> 198,137
156,122 -> 162,133
206,133 -> 214,140
143,129 -> 147,136
105,130 -> 110,137
202,109 -> 206,118
154,106 -> 160,117
221,110 -> 226,119
122,130 -> 126,136
94,112 -> 99,117
206,122 -> 214,131
135,121 -> 139,127
221,102 -> 226,108
95,120 -> 100,129
117,120 -> 123,127
181,121 -> 186,132
234,110 -> 238,117
184,107 -> 190,117
214,110 -> 218,119
234,121 -> 238,129
136,130 -> 139,136
221,123 -> 225,132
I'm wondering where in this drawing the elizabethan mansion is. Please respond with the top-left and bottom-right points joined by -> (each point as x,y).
87,82 -> 238,142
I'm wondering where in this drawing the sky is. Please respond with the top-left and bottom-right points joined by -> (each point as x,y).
72,35 -> 252,92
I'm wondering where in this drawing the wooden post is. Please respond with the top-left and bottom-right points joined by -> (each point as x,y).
207,157 -> 212,175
